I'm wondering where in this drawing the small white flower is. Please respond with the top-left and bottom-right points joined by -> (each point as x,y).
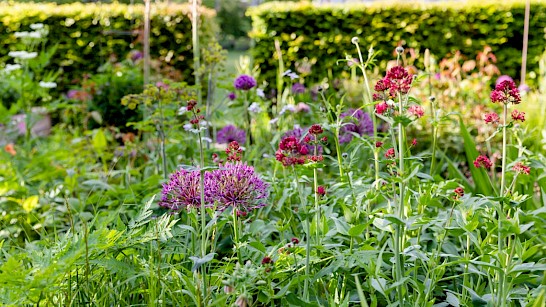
3,64 -> 21,73
256,88 -> 265,98
269,118 -> 279,125
39,81 -> 57,89
178,106 -> 187,115
386,99 -> 396,107
28,31 -> 42,39
248,102 -> 262,113
201,137 -> 212,143
30,23 -> 44,30
8,51 -> 38,60
199,120 -> 208,127
14,31 -> 30,38
183,123 -> 193,131
282,69 -> 299,80
279,105 -> 296,115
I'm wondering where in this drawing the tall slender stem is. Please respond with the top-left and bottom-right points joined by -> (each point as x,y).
198,132 -> 207,304
292,166 -> 310,301
192,0 -> 202,107
394,93 -> 405,303
313,145 -> 320,244
497,103 -> 508,307
232,207 -> 242,264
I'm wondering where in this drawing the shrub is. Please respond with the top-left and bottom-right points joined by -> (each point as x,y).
0,2 -> 216,90
248,0 -> 546,86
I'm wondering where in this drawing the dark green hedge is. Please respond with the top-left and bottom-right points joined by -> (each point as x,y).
0,2 -> 216,88
248,0 -> 546,85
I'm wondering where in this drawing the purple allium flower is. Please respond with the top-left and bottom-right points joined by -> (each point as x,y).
228,92 -> 237,101
159,168 -> 213,211
295,102 -> 310,113
291,83 -> 306,94
208,162 -> 269,213
495,75 -> 514,87
217,125 -> 246,145
339,109 -> 374,143
234,74 -> 257,91
129,50 -> 143,62
67,89 -> 79,100
518,84 -> 530,93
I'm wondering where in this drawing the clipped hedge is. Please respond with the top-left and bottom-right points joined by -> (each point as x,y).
0,2 -> 216,88
248,0 -> 546,86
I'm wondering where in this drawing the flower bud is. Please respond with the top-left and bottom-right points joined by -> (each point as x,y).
351,37 -> 359,45
396,46 -> 404,54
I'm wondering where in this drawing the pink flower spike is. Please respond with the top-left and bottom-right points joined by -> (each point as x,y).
408,105 -> 425,118
473,155 -> 493,169
512,162 -> 530,175
484,112 -> 500,124
511,109 -> 525,122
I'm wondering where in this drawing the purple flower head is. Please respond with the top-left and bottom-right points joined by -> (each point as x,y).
67,89 -> 79,100
283,125 -> 323,154
518,84 -> 530,93
208,162 -> 269,213
495,75 -> 514,87
129,50 -> 143,62
291,83 -> 306,94
234,74 -> 257,91
339,109 -> 374,143
217,125 -> 246,145
159,168 -> 214,211
228,92 -> 237,101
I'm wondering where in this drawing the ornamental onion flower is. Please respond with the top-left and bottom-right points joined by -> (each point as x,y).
339,109 -> 374,143
234,74 -> 257,91
217,125 -> 246,145
208,162 -> 269,213
159,168 -> 213,211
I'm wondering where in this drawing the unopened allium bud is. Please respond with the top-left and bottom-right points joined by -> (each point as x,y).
351,37 -> 359,45
396,46 -> 404,55
342,152 -> 348,159
429,96 -> 436,103
424,49 -> 431,69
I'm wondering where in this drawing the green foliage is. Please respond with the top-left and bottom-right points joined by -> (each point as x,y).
248,0 -> 546,86
0,2 -> 217,89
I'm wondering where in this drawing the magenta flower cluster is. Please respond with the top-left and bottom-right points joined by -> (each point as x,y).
234,74 -> 257,91
208,162 -> 269,212
339,109 -> 374,143
217,125 -> 246,145
160,163 -> 268,213
373,65 -> 413,101
490,80 -> 521,105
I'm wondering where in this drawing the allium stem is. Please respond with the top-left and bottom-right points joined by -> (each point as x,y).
232,208 -> 242,264
354,41 -> 380,187
197,130 -> 208,302
292,166 -> 310,301
243,91 -> 253,145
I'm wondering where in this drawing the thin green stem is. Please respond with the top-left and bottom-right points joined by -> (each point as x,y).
394,88 -> 406,303
498,103 -> 508,307
292,166 -> 310,301
313,146 -> 320,245
197,131 -> 208,304
232,207 -> 242,264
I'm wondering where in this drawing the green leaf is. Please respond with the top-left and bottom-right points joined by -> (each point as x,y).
189,253 -> 216,272
457,116 -> 494,195
92,128 -> 107,152
348,223 -> 368,237
22,195 -> 39,213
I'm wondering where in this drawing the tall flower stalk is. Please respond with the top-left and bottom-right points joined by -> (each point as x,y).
487,79 -> 521,307
352,37 -> 380,187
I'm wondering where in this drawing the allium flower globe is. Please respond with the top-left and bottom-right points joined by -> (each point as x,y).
339,109 -> 374,143
208,162 -> 269,213
217,125 -> 246,145
234,74 -> 257,91
159,169 -> 213,211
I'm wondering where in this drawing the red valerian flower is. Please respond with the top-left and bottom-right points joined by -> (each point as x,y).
385,148 -> 395,159
375,101 -> 389,114
308,124 -> 324,135
316,185 -> 326,196
407,105 -> 425,118
490,80 -> 521,105
454,187 -> 464,198
473,155 -> 493,169
484,112 -> 500,124
511,109 -> 525,122
512,162 -> 530,175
